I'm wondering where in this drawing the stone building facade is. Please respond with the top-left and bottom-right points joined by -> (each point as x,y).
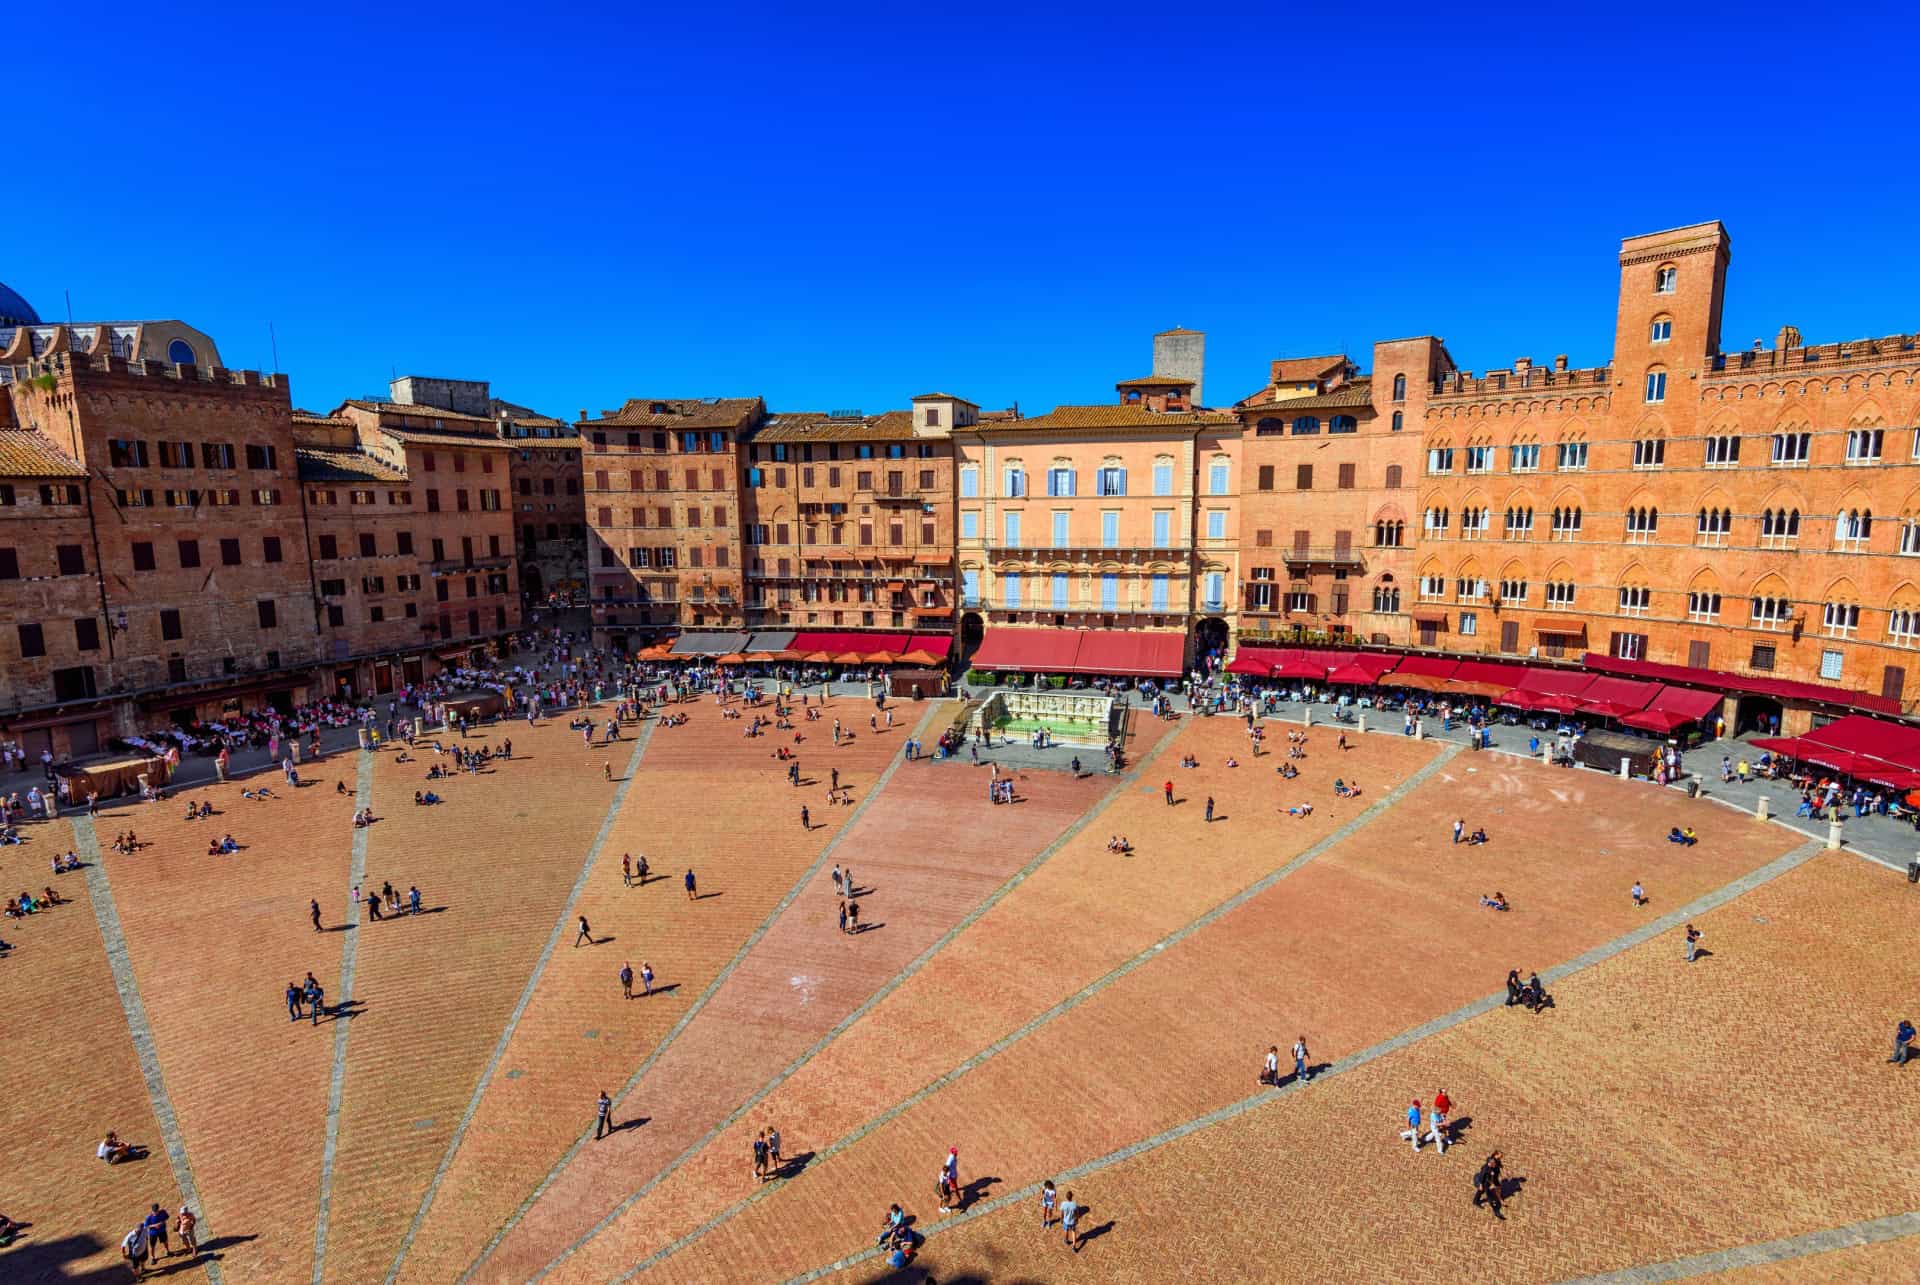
580,397 -> 764,647
493,401 -> 585,606
738,402 -> 959,635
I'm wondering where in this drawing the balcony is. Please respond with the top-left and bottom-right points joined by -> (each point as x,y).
1279,545 -> 1364,569
430,555 -> 514,573
987,542 -> 1189,563
983,604 -> 1188,628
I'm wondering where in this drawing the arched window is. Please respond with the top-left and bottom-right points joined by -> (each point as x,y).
1625,506 -> 1659,541
1650,314 -> 1673,344
1255,417 -> 1283,437
1760,508 -> 1801,543
1124,389 -> 1141,403
1834,507 -> 1872,545
1550,506 -> 1582,540
167,338 -> 197,365
1292,416 -> 1320,435
1644,365 -> 1667,404
1391,411 -> 1403,432
1655,264 -> 1677,294
1329,414 -> 1357,434
1392,373 -> 1407,402
1697,507 -> 1732,545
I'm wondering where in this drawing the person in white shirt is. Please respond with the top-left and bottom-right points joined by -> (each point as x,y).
121,1222 -> 150,1276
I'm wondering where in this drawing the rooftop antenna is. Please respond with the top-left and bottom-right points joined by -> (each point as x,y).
269,321 -> 280,372
65,289 -> 74,327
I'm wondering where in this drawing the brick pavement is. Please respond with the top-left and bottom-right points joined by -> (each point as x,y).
391,692 -> 904,1282
542,714 -> 1410,1280
641,745 -> 1798,1283
0,818 -> 179,1284
479,713 -> 1119,1282
78,762 -> 358,1281
316,719 -> 643,1285
844,853 -> 1913,1285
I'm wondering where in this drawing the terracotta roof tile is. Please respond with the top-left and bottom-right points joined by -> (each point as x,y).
752,410 -> 918,442
378,425 -> 513,450
295,446 -> 409,484
340,398 -> 494,424
0,428 -> 83,478
910,391 -> 977,404
1115,374 -> 1196,388
1266,354 -> 1351,383
292,411 -> 352,428
490,398 -> 567,429
586,397 -> 763,428
1242,380 -> 1375,413
979,404 -> 1235,433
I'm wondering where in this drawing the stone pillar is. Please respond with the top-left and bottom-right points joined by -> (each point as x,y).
1358,712 -> 1367,734
290,740 -> 302,764
1414,718 -> 1425,741
357,727 -> 371,751
1619,758 -> 1630,778
1541,745 -> 1553,766
214,758 -> 228,783
1826,818 -> 1843,850
1755,796 -> 1770,821
413,717 -> 425,740
43,793 -> 58,820
1303,707 -> 1312,727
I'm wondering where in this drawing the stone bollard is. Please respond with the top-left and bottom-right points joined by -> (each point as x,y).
1358,712 -> 1367,734
1827,818 -> 1843,850
1414,718 -> 1425,741
290,740 -> 302,764
413,717 -> 425,740
357,727 -> 371,751
1755,796 -> 1770,821
214,758 -> 228,783
1541,745 -> 1553,766
1619,757 -> 1630,779
1303,707 -> 1313,727
43,792 -> 59,820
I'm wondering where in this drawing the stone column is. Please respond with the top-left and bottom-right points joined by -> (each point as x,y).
1755,796 -> 1770,820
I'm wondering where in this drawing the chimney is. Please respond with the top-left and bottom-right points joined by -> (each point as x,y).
1776,325 -> 1802,350
1553,354 -> 1568,371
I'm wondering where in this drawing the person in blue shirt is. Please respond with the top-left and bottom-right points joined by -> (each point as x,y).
1892,1019 -> 1916,1065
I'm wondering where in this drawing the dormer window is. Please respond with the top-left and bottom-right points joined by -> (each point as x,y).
650,402 -> 668,414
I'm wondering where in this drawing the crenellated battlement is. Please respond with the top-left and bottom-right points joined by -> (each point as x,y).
6,349 -> 289,397
1704,331 -> 1920,381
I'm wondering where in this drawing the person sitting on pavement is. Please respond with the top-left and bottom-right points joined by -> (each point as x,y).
1480,891 -> 1509,911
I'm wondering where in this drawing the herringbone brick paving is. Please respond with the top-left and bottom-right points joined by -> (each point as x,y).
839,853 -> 1914,1285
640,745 -> 1796,1283
396,693 -> 903,1282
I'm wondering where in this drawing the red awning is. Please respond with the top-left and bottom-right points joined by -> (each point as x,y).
906,633 -> 953,660
1410,613 -> 1449,627
969,628 -> 1083,673
1327,654 -> 1399,685
1619,685 -> 1723,733
789,631 -> 912,655
1270,657 -> 1330,680
1070,629 -> 1185,678
1580,653 -> 1900,715
1380,657 -> 1458,689
1452,659 -> 1529,687
1511,667 -> 1597,698
1574,677 -> 1659,718
1798,714 -> 1920,769
1227,646 -> 1286,676
1535,620 -> 1587,638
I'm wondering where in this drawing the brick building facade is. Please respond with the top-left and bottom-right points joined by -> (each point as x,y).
738,404 -> 959,635
1235,338 -> 1454,648
1413,221 -> 1920,715
580,397 -> 763,648
1,351 -> 323,755
493,400 -> 585,606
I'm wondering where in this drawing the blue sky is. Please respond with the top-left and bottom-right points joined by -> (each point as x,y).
10,2 -> 1913,419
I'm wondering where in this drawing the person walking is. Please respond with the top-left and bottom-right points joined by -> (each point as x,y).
307,975 -> 325,1025
1891,1019 -> 1915,1065
1399,1099 -> 1424,1151
1632,880 -> 1646,907
685,869 -> 698,901
752,1130 -> 770,1183
847,899 -> 860,933
838,900 -> 848,935
831,865 -> 844,897
408,885 -> 422,915
1060,1189 -> 1081,1250
622,854 -> 632,887
636,853 -> 649,885
1473,1151 -> 1505,1219
1292,1035 -> 1312,1084
1262,1045 -> 1280,1087
174,1206 -> 198,1259
1204,795 -> 1215,823
766,1124 -> 782,1171
575,915 -> 594,947
1685,922 -> 1702,962
595,1090 -> 614,1140
1040,1178 -> 1058,1229
369,892 -> 384,922
1452,817 -> 1465,845
800,805 -> 810,831
1163,780 -> 1174,806
641,961 -> 654,996
1426,1097 -> 1450,1154
143,1202 -> 171,1258
286,980 -> 303,1023
1505,969 -> 1522,1007
620,961 -> 634,1000
943,1147 -> 960,1208
311,898 -> 322,932
121,1220 -> 151,1278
